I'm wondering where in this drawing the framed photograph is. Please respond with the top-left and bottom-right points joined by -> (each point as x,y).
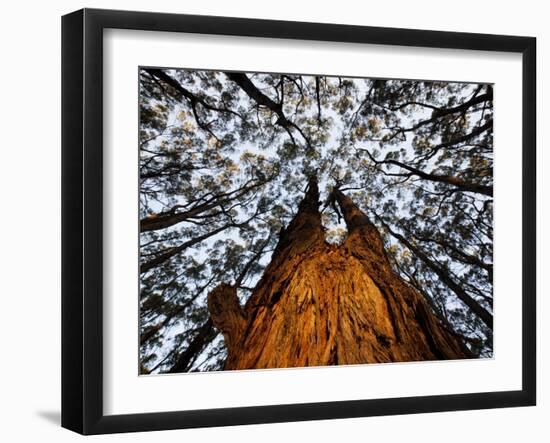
61,8 -> 536,434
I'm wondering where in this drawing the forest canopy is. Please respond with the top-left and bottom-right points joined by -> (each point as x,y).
138,68 -> 493,374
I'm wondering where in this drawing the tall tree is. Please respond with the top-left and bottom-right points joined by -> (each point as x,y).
208,179 -> 471,369
138,68 -> 493,373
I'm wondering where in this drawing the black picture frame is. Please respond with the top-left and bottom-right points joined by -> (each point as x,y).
61,8 -> 536,435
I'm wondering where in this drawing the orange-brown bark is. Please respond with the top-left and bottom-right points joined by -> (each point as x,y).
208,178 -> 471,370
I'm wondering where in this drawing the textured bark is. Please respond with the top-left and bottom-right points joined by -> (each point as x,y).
208,284 -> 247,351
208,179 -> 472,370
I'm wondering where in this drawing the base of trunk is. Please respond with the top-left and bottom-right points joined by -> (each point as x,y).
208,181 -> 471,370
217,242 -> 468,370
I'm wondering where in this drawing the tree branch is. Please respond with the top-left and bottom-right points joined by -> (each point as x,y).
362,149 -> 493,196
375,214 -> 493,329
225,72 -> 314,152
168,319 -> 218,373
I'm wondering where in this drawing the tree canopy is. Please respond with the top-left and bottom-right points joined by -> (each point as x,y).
138,68 -> 493,374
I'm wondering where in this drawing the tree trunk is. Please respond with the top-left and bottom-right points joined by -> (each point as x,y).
208,178 -> 471,370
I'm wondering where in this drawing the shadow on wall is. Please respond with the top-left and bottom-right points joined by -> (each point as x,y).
36,410 -> 60,426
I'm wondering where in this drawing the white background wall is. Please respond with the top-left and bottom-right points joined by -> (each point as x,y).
0,1 -> 546,441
